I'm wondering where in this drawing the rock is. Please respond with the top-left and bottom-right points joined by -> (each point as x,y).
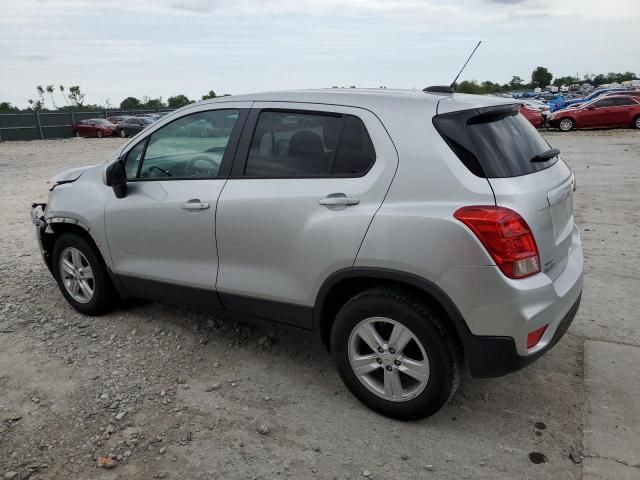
257,425 -> 270,435
204,383 -> 221,392
425,465 -> 434,471
568,446 -> 582,464
528,452 -> 548,464
401,454 -> 409,460
159,447 -> 166,455
533,421 -> 547,430
213,362 -> 220,368
115,412 -> 126,421
123,450 -> 132,457
258,336 -> 273,348
231,382 -> 237,387
177,377 -> 187,384
4,472 -> 19,480
105,424 -> 116,435
97,456 -> 117,469
100,393 -> 109,400
362,470 -> 371,477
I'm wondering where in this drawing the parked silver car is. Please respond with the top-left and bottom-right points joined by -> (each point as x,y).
31,89 -> 583,419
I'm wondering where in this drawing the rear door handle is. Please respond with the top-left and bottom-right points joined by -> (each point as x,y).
319,194 -> 360,207
182,199 -> 210,210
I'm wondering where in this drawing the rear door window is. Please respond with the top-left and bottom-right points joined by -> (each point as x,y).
244,111 -> 375,177
434,107 -> 556,178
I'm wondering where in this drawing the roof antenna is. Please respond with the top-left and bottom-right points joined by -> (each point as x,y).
423,40 -> 482,94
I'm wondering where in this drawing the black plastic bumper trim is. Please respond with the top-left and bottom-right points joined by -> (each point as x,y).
465,293 -> 582,378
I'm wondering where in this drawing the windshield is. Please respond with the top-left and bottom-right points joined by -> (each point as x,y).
93,119 -> 111,125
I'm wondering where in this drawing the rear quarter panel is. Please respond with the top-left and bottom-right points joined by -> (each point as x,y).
354,103 -> 496,281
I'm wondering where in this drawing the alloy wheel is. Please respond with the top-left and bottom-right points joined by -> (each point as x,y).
348,317 -> 430,402
59,247 -> 94,303
559,118 -> 573,131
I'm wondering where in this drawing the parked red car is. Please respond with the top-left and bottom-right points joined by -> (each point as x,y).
520,105 -> 544,128
600,90 -> 640,100
549,96 -> 640,131
72,119 -> 115,138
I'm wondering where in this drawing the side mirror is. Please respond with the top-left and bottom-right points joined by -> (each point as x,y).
106,160 -> 128,199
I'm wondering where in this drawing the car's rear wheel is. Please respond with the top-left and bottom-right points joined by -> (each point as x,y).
97,130 -> 103,138
74,131 -> 80,137
558,118 -> 575,132
633,115 -> 640,130
120,129 -> 127,138
52,233 -> 117,316
330,288 -> 461,420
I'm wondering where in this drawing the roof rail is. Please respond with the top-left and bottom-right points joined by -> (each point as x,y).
423,86 -> 455,94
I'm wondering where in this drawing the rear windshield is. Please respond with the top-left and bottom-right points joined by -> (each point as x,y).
434,107 -> 557,178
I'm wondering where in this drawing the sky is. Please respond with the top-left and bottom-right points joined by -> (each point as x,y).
1,0 -> 638,108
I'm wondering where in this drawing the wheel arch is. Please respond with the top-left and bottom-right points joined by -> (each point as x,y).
40,220 -> 122,294
313,268 -> 469,355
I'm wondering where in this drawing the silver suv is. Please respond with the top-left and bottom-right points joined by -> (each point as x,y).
31,89 -> 583,419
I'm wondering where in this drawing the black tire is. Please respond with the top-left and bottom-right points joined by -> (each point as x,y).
74,130 -> 80,137
330,288 -> 461,420
119,128 -> 127,138
97,130 -> 103,138
52,233 -> 117,316
633,115 -> 640,130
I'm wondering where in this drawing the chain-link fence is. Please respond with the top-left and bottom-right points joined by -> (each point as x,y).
0,109 -> 173,141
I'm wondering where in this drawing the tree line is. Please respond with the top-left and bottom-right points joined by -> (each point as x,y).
455,67 -> 637,95
1,68 -> 638,113
0,87 -> 227,113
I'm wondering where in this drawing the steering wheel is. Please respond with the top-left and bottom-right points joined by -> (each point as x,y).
185,156 -> 219,177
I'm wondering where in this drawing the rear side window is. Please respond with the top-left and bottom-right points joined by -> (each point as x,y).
434,107 -> 556,178
244,111 -> 375,177
611,97 -> 636,106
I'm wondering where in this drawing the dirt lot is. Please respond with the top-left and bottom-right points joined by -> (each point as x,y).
0,130 -> 638,479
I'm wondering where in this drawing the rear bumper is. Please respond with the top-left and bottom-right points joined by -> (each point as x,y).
436,224 -> 583,377
463,293 -> 581,377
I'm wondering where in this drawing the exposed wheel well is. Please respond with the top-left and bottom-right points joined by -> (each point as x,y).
40,223 -> 104,272
316,273 -> 464,359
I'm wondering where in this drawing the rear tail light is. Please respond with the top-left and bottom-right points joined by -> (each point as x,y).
454,206 -> 541,279
527,325 -> 547,349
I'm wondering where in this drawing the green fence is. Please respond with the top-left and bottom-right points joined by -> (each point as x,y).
0,109 -> 172,141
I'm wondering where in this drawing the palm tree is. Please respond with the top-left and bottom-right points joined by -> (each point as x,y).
46,85 -> 57,109
36,85 -> 46,108
59,85 -> 70,105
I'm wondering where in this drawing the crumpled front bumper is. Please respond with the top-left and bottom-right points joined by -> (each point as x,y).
31,203 -> 52,271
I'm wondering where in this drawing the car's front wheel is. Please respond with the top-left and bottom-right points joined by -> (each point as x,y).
119,129 -> 127,138
52,233 -> 117,315
558,117 -> 575,132
330,288 -> 461,420
633,115 -> 640,130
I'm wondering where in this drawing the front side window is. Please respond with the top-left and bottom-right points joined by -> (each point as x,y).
594,99 -> 614,108
123,141 -> 145,179
244,111 -> 375,177
136,109 -> 239,179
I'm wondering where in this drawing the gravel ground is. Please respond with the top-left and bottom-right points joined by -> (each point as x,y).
0,130 -> 638,480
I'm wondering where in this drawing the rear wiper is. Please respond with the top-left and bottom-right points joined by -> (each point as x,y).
530,148 -> 560,163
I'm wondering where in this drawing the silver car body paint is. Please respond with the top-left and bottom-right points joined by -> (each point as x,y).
39,89 -> 583,359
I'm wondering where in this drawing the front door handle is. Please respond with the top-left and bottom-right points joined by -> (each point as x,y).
182,199 -> 210,210
319,194 -> 360,207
